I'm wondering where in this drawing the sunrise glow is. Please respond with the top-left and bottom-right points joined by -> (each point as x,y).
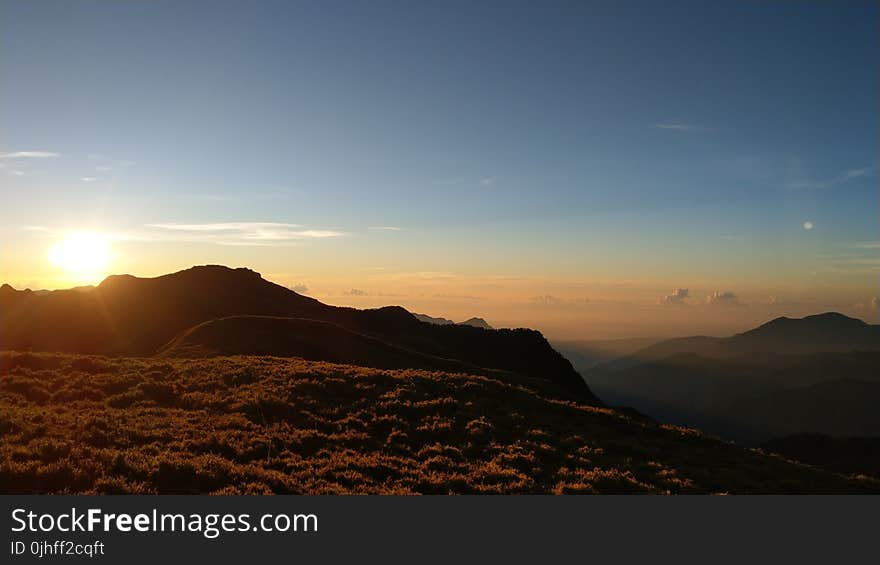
47,232 -> 111,283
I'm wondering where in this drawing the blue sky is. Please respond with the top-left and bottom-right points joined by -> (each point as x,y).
1,1 -> 877,337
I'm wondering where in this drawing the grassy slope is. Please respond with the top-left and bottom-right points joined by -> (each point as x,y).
1,351 -> 875,494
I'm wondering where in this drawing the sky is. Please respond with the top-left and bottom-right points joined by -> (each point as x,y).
1,0 -> 878,339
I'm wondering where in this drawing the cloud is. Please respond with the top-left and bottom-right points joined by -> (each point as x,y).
480,177 -> 496,187
854,242 -> 880,249
654,123 -> 707,132
290,283 -> 309,294
345,288 -> 368,296
22,223 -> 345,247
369,226 -> 403,231
803,221 -> 814,231
786,165 -> 875,190
844,166 -> 873,180
0,163 -> 24,176
663,288 -> 690,304
706,291 -> 739,306
144,222 -> 345,245
532,294 -> 566,305
80,177 -> 97,182
0,151 -> 60,159
531,294 -> 590,305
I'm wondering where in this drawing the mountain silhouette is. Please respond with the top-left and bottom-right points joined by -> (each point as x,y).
412,313 -> 494,329
412,313 -> 455,325
459,317 -> 493,330
615,312 -> 880,365
0,265 -> 597,402
581,314 -> 880,441
161,315 -> 502,375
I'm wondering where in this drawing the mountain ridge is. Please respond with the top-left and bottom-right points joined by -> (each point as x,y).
0,265 -> 597,403
612,312 -> 880,366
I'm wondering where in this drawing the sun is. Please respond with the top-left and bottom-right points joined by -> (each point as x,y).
47,232 -> 111,282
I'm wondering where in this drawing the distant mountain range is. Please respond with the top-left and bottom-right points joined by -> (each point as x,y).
412,313 -> 494,329
580,313 -> 880,443
0,266 -> 596,403
554,337 -> 662,370
613,313 -> 880,367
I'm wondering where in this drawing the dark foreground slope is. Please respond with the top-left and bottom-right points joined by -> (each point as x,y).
1,351 -> 874,494
0,266 -> 594,402
762,434 -> 880,479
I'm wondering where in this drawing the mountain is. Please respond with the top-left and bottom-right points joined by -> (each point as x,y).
459,317 -> 493,330
413,313 -> 494,329
2,350 -> 875,493
0,265 -> 597,402
583,314 -> 880,442
161,315 -> 500,376
617,313 -> 880,366
412,313 -> 455,325
555,337 -> 662,370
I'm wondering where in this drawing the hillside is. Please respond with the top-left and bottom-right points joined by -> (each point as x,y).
761,434 -> 880,479
1,351 -> 875,494
0,266 -> 596,402
161,315 -> 496,375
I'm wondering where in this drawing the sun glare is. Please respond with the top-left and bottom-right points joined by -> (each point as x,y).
47,232 -> 111,282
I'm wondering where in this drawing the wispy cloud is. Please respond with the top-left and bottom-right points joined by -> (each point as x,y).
854,242 -> 880,249
531,294 -> 590,305
0,163 -> 24,176
145,222 -> 345,245
654,123 -> 707,132
0,151 -> 60,159
147,222 -> 301,232
1,150 -> 60,177
369,226 -> 403,231
5,168 -> 25,176
844,166 -> 873,180
786,165 -> 875,190
23,223 -> 346,247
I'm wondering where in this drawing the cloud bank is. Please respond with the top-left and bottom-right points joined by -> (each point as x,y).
663,288 -> 690,304
706,291 -> 739,306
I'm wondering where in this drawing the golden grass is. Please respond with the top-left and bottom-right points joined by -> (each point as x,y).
1,351 -> 875,494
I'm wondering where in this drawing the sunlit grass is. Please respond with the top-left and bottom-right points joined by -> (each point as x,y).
1,351 -> 875,494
